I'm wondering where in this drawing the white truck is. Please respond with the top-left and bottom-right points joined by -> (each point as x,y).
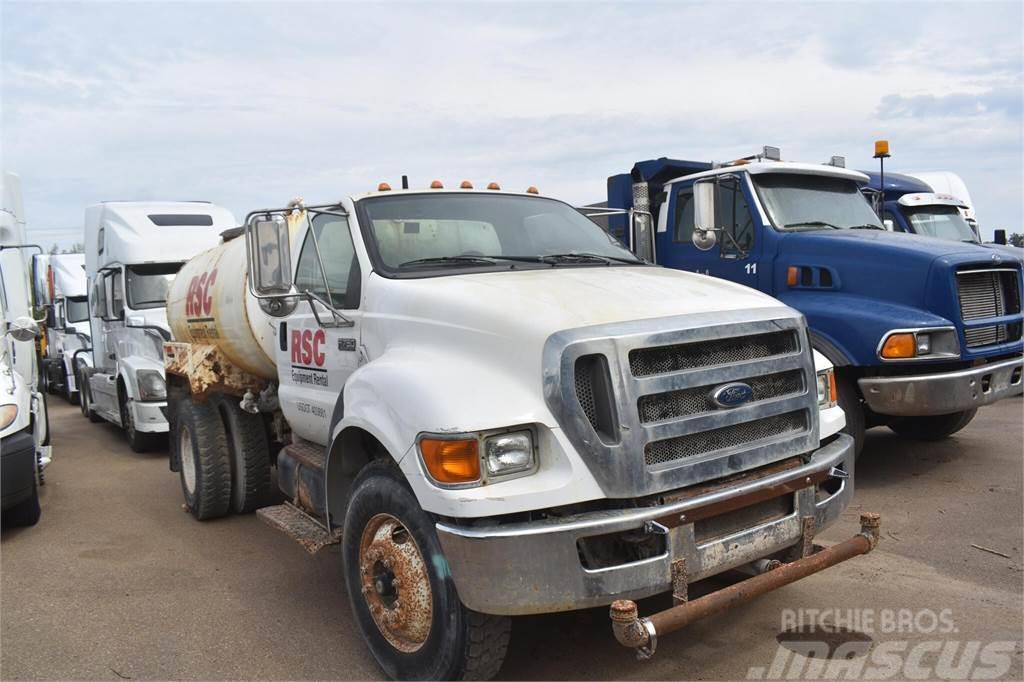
33,253 -> 91,404
80,201 -> 233,451
163,183 -> 879,680
1,172 -> 50,527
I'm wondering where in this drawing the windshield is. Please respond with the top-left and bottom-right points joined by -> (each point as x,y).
358,193 -> 643,275
66,296 -> 89,323
906,205 -> 978,243
125,262 -> 183,310
754,174 -> 883,230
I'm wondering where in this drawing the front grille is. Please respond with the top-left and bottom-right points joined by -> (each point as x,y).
644,411 -> 808,467
574,354 -> 618,442
637,369 -> 804,423
957,269 -> 1022,348
629,331 -> 798,377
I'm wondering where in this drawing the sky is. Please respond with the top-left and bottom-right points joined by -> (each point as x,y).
2,1 -> 1022,248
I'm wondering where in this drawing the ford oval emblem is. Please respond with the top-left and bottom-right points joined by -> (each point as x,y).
711,382 -> 755,409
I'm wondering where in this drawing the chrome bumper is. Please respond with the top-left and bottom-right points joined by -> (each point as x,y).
859,355 -> 1023,417
436,435 -> 854,616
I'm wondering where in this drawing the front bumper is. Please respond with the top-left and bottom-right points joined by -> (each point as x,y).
859,355 -> 1023,417
1,427 -> 37,510
436,434 -> 854,616
132,400 -> 169,433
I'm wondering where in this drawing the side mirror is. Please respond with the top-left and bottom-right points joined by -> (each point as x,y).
7,316 -> 40,342
249,216 -> 292,293
994,229 -> 1007,246
883,219 -> 895,231
692,180 -> 718,251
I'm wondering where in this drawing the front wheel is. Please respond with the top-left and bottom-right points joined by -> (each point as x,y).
120,396 -> 161,453
80,382 -> 103,423
342,461 -> 511,681
3,476 -> 41,527
176,397 -> 231,521
888,409 -> 978,441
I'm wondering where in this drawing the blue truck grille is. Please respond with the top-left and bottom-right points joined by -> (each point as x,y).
956,268 -> 1022,348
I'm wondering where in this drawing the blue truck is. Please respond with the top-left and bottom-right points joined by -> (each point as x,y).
601,149 -> 1024,454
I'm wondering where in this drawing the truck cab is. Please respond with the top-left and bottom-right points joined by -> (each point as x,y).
81,201 -> 232,451
33,253 -> 91,404
605,151 -> 1024,455
1,171 -> 50,527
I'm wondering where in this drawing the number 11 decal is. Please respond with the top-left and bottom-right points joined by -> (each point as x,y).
744,263 -> 757,275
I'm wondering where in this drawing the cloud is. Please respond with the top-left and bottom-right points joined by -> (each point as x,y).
2,1 -> 1021,243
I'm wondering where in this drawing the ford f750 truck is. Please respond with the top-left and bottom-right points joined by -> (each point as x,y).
602,150 -> 1024,455
162,181 -> 879,679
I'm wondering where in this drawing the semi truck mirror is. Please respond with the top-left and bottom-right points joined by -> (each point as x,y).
249,216 -> 293,294
994,229 -> 1007,245
7,316 -> 40,342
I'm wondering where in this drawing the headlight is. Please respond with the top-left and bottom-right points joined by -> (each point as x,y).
879,328 -> 959,361
136,370 -> 166,401
484,431 -> 535,477
0,404 -> 18,431
816,368 -> 837,410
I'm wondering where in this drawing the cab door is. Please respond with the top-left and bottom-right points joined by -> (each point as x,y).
657,177 -> 762,291
276,213 -> 363,446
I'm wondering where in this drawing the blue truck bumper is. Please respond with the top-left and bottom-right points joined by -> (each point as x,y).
1,427 -> 37,511
859,355 -> 1023,417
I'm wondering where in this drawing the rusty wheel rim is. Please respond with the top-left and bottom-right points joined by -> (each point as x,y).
358,513 -> 433,653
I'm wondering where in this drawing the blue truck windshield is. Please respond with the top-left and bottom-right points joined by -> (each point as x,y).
754,174 -> 883,231
905,205 -> 978,243
359,193 -> 643,274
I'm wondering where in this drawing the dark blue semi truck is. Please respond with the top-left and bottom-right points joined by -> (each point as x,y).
602,149 -> 1024,454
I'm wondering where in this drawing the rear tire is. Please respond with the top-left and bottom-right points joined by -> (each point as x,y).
835,373 -> 865,458
176,397 -> 231,521
213,395 -> 272,514
3,477 -> 41,528
342,461 -> 511,681
888,409 -> 978,441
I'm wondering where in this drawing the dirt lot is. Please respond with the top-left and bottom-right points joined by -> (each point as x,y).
2,399 -> 1022,680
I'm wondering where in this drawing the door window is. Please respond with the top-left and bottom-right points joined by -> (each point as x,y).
294,215 -> 359,309
108,271 -> 125,320
91,277 -> 107,318
718,178 -> 754,255
673,187 -> 695,243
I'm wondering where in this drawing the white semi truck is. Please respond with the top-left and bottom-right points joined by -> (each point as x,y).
33,253 -> 91,404
164,183 -> 879,680
81,201 -> 233,451
1,172 -> 50,527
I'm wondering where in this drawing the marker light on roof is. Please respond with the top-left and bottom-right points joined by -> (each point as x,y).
830,156 -> 845,168
378,182 -> 392,191
430,180 -> 444,189
526,186 -> 539,194
460,181 -> 474,189
487,182 -> 500,190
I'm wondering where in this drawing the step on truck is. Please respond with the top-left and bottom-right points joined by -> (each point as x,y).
602,148 -> 1024,456
81,201 -> 233,451
32,253 -> 91,404
1,171 -> 50,527
163,180 -> 879,679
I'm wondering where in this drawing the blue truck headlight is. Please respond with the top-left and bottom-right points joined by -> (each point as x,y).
483,431 -> 535,477
0,404 -> 18,431
136,370 -> 166,401
816,368 -> 837,410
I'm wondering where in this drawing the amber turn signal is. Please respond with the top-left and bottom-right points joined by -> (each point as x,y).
420,438 -> 480,484
880,333 -> 915,359
786,266 -> 799,287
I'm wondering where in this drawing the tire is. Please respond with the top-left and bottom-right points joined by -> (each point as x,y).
835,373 -> 865,458
213,395 -> 272,514
63,365 -> 79,406
342,461 -> 511,681
3,476 -> 41,528
81,381 -> 103,423
888,409 -> 978,441
176,397 -> 232,521
119,392 -> 162,453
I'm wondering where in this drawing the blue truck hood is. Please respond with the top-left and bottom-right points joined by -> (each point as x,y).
781,228 -> 981,263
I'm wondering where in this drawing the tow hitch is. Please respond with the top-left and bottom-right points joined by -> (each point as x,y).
610,512 -> 881,659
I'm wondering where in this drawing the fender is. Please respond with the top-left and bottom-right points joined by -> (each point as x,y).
321,346 -> 590,525
115,355 -> 166,402
777,291 -> 956,367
